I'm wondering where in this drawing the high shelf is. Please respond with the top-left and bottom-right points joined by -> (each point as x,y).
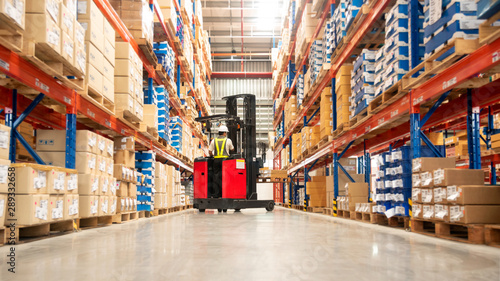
0,0 -> 214,173
272,0 -> 500,212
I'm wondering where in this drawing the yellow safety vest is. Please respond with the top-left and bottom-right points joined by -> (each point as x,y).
214,137 -> 229,158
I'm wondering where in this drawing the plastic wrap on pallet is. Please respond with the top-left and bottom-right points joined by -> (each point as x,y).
350,49 -> 376,120
309,40 -> 324,84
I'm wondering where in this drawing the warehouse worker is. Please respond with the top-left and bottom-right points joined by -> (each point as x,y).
209,125 -> 234,198
209,125 -> 234,158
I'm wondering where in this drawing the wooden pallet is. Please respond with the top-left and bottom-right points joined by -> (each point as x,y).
411,218 -> 485,244
21,40 -> 85,91
354,212 -> 371,223
78,84 -> 115,115
0,227 -> 7,246
257,177 -> 289,183
112,212 -> 139,224
333,122 -> 350,137
137,38 -> 158,66
138,211 -> 147,218
479,10 -> 500,46
402,39 -> 481,92
13,219 -> 77,244
79,216 -> 113,229
349,108 -> 371,129
368,80 -> 405,115
337,210 -> 351,219
322,208 -> 333,216
307,206 -> 325,213
370,214 -> 410,229
485,225 -> 500,248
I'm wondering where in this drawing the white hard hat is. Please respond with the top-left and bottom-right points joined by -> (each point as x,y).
218,125 -> 229,133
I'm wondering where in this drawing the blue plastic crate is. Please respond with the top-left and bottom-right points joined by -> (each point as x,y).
137,204 -> 153,211
137,194 -> 152,201
135,152 -> 155,161
137,186 -> 152,194
135,161 -> 154,169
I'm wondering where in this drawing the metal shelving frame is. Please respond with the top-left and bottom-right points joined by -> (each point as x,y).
273,0 -> 500,211
0,0 -> 214,174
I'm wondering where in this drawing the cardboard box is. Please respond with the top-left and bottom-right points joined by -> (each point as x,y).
25,14 -> 61,54
412,188 -> 421,203
420,171 -> 433,187
78,173 -> 99,195
114,93 -> 135,116
450,205 -> 500,224
114,58 -> 136,77
115,42 -> 137,62
86,63 -> 103,94
74,45 -> 86,75
115,180 -> 128,197
412,203 -> 423,219
0,124 -> 10,160
60,31 -> 74,65
103,17 -> 115,47
347,182 -> 369,197
14,164 -> 49,194
74,20 -> 85,46
75,152 -> 96,174
114,150 -> 135,168
99,175 -> 112,196
47,168 -> 66,194
155,178 -> 166,193
109,196 -> 117,215
59,3 -> 74,38
99,195 -> 109,216
114,76 -> 135,95
446,185 -> 500,205
77,18 -> 104,52
434,204 -> 449,222
102,56 -> 114,82
65,172 -> 78,194
79,195 -> 98,217
0,0 -> 25,29
0,159 -> 10,193
420,188 -> 433,204
0,193 -> 6,224
76,0 -> 104,31
49,195 -> 64,221
9,194 -> 50,226
422,204 -> 434,220
412,157 -> 456,173
128,183 -> 137,197
37,151 -> 65,167
37,130 -> 97,153
143,104 -> 158,128
103,39 -> 115,66
433,168 -> 485,187
26,0 -> 60,23
348,196 -> 368,211
135,100 -> 143,122
63,194 -> 79,220
433,187 -> 447,204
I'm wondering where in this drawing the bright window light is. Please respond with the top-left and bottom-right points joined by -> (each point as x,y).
254,0 -> 281,30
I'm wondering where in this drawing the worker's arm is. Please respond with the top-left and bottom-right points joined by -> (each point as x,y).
227,139 -> 235,151
209,139 -> 215,157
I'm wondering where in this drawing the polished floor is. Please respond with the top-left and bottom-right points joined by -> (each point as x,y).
1,207 -> 500,280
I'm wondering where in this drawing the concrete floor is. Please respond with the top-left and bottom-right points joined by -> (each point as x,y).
1,207 -> 500,281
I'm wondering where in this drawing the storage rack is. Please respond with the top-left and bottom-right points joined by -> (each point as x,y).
0,0 -> 213,174
272,0 -> 500,210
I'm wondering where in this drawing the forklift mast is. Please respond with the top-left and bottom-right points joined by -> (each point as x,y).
223,94 -> 258,200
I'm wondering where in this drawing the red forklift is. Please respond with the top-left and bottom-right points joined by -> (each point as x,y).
193,94 -> 274,212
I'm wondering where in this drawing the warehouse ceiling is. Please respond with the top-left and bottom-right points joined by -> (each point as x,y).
202,0 -> 284,58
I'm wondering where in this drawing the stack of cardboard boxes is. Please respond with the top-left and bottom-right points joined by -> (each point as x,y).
326,158 -> 364,208
114,136 -> 137,214
77,0 -> 116,103
445,132 -> 487,158
109,0 -> 154,46
336,65 -> 352,127
284,96 -> 297,132
411,158 -> 500,223
37,130 -> 116,218
319,87 -> 333,139
25,0 -> 86,77
340,182 -> 369,212
306,176 -> 327,207
10,162 -> 79,225
295,3 -> 319,65
114,42 -> 144,122
0,124 -> 11,227
154,162 -> 168,209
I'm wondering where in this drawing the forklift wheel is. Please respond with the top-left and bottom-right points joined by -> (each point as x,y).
235,209 -> 241,212
199,209 -> 205,213
266,202 -> 275,212
218,209 -> 223,212
223,209 -> 228,212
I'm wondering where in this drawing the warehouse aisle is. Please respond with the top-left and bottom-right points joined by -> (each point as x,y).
1,208 -> 500,280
